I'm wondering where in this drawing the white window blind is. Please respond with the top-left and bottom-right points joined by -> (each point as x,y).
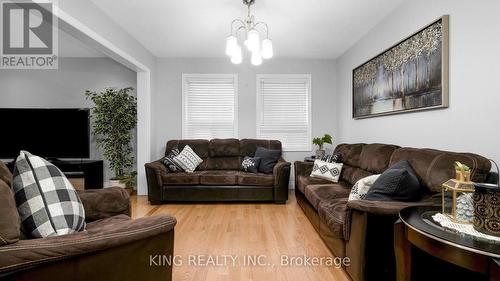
182,74 -> 238,139
256,74 -> 312,151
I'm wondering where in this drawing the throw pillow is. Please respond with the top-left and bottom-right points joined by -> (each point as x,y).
365,160 -> 421,201
310,160 -> 343,182
162,147 -> 183,172
254,147 -> 281,174
321,153 -> 342,163
348,174 -> 381,201
12,151 -> 86,238
173,145 -> 203,173
240,156 -> 261,173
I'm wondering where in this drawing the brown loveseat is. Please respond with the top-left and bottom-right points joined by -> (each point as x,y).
294,143 -> 491,281
145,139 -> 291,204
0,161 -> 176,281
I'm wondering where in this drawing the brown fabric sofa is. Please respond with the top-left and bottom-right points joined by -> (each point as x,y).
0,161 -> 177,281
145,139 -> 291,204
294,143 -> 491,281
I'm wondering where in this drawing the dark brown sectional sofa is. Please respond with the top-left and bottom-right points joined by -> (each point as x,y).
145,139 -> 291,204
294,143 -> 491,281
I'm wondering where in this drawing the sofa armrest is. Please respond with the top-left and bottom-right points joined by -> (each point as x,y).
294,161 -> 313,178
346,198 -> 437,216
0,215 -> 176,274
145,160 -> 168,205
77,187 -> 130,222
273,158 -> 291,204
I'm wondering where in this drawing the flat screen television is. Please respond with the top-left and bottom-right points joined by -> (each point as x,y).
0,108 -> 90,159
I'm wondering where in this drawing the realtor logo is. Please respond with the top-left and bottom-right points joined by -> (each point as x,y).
1,0 -> 58,69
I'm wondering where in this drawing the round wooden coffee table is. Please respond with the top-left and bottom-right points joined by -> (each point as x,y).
395,206 -> 500,281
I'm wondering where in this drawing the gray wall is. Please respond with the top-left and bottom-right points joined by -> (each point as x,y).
153,58 -> 337,185
336,0 -> 500,163
0,57 -> 137,183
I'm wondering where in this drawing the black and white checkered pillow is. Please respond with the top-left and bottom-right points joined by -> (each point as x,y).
12,151 -> 86,238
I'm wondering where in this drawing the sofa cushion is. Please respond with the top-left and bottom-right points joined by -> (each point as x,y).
12,151 -> 86,238
390,147 -> 491,193
304,182 -> 352,210
0,179 -> 20,245
255,147 -> 281,174
209,139 -> 240,157
200,171 -> 238,185
161,147 -> 183,173
318,198 -> 349,239
204,157 -> 240,170
238,172 -> 274,186
334,143 -> 365,167
310,160 -> 343,182
359,143 -> 399,173
0,161 -> 12,187
239,139 -> 282,157
366,160 -> 421,201
240,156 -> 261,173
340,165 -> 373,185
161,172 -> 202,185
173,145 -> 203,173
85,214 -> 131,231
296,175 -> 331,194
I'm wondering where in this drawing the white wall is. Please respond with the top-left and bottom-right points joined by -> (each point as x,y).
336,0 -> 500,163
154,58 -> 337,185
0,57 -> 137,183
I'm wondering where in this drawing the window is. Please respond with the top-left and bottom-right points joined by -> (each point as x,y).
182,74 -> 238,139
256,74 -> 312,151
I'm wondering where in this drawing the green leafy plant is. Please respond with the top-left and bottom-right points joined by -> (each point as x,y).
312,134 -> 334,150
454,161 -> 470,172
85,87 -> 137,181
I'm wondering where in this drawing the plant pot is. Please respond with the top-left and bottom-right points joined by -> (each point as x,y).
315,149 -> 325,159
110,179 -> 126,188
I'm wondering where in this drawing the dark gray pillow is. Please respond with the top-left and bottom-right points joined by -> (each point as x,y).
240,156 -> 261,173
162,147 -> 183,172
365,160 -> 421,202
254,147 -> 281,174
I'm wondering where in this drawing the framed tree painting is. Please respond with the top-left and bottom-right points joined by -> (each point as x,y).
352,15 -> 449,119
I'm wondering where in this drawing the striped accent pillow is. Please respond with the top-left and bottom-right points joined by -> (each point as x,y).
173,145 -> 203,173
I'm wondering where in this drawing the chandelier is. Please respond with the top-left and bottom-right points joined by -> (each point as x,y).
225,0 -> 273,65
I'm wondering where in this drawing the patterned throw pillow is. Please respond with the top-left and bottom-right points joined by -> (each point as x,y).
173,145 -> 203,173
240,156 -> 261,173
321,153 -> 342,163
348,174 -> 381,201
162,147 -> 183,172
310,160 -> 343,182
12,151 -> 86,238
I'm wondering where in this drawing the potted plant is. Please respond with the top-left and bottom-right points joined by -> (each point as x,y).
454,161 -> 471,182
312,134 -> 333,159
85,87 -> 137,189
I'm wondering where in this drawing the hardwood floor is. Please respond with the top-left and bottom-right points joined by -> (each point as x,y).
132,191 -> 350,281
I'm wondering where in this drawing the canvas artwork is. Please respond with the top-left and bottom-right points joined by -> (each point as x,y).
353,16 -> 449,118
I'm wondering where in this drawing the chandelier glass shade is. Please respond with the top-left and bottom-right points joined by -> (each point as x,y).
226,0 -> 273,65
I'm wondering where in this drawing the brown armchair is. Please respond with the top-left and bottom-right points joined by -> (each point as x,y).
0,161 -> 176,281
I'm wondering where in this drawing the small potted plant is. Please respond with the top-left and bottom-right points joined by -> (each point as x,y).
454,161 -> 471,182
312,134 -> 333,159
85,87 -> 137,190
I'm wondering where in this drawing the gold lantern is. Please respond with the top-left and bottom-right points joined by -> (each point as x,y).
442,179 -> 475,223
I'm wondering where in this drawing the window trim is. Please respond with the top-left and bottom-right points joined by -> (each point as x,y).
182,73 -> 239,139
256,74 -> 312,152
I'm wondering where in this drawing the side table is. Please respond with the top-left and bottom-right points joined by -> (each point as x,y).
395,206 -> 500,281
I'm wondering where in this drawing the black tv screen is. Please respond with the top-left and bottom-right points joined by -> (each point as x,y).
0,108 -> 90,159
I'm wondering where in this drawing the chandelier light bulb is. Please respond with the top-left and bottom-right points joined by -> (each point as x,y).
261,39 -> 273,59
225,35 -> 238,56
231,45 -> 243,64
251,51 -> 263,66
247,29 -> 261,52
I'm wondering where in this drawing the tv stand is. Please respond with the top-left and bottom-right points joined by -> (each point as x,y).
5,159 -> 103,189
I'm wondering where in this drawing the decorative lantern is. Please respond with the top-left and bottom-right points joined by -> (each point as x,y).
442,179 -> 475,223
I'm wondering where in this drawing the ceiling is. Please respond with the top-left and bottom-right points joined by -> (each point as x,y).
59,28 -> 105,57
90,0 -> 404,59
